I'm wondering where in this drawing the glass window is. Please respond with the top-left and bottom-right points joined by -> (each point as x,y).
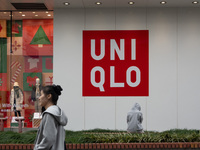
0,11 -> 53,128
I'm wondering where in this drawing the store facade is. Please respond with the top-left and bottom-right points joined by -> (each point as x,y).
1,1 -> 200,132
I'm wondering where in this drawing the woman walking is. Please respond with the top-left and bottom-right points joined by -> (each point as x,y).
34,85 -> 68,150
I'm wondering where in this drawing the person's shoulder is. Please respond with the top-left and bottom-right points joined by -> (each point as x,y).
43,112 -> 55,119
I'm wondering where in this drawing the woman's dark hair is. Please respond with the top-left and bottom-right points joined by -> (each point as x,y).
41,84 -> 63,105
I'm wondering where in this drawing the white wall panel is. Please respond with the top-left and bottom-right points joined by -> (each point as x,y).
54,9 -> 85,130
85,8 -> 115,30
85,97 -> 115,129
147,8 -> 178,131
178,8 -> 200,129
116,8 -> 147,30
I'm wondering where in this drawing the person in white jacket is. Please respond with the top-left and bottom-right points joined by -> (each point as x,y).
127,103 -> 143,133
34,85 -> 68,150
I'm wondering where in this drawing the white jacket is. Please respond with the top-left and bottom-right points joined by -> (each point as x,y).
10,88 -> 23,111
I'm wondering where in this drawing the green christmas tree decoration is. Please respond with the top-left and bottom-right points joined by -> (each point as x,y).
30,26 -> 51,47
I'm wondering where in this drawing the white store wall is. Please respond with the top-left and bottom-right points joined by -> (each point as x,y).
53,7 -> 200,131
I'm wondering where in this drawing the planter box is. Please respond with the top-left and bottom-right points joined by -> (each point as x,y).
1,142 -> 200,150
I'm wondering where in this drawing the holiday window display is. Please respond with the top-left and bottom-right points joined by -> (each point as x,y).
0,18 -> 53,128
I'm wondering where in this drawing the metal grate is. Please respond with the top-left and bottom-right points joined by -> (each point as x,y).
11,3 -> 48,10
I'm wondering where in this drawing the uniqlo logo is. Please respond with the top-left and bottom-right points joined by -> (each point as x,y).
83,30 -> 149,96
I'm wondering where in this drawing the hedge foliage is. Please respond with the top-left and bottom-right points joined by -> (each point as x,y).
66,129 -> 200,143
0,129 -> 200,144
0,130 -> 37,144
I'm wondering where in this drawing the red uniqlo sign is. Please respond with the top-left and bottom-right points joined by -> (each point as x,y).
83,30 -> 149,96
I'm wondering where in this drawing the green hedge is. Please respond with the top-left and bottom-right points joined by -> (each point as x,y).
0,130 -> 37,144
66,129 -> 200,143
0,129 -> 200,144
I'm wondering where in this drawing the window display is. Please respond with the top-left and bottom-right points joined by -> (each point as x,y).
0,11 -> 53,128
